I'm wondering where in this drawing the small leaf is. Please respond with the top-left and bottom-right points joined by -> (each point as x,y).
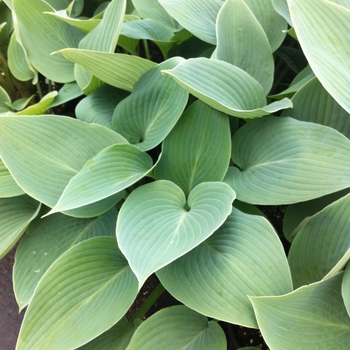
126,305 -> 227,350
16,91 -> 58,115
157,207 -> 292,328
49,82 -> 83,108
16,237 -> 138,350
272,0 -> 292,25
250,274 -> 350,349
117,180 -> 235,287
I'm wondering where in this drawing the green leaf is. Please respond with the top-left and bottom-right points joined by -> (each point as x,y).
49,82 -> 83,108
0,116 -> 127,207
16,237 -> 138,350
163,58 -> 292,119
282,77 -> 350,138
288,0 -> 350,114
0,195 -> 40,259
250,274 -> 350,350
126,305 -> 227,350
117,180 -> 235,287
288,193 -> 350,288
0,86 -> 12,114
16,91 -> 58,115
0,158 -> 24,197
112,57 -> 189,151
13,0 -> 84,82
157,207 -> 292,328
57,49 -> 157,91
216,0 -> 274,94
14,208 -> 117,310
49,144 -> 154,213
225,117 -> 350,204
342,263 -> 350,317
154,101 -> 231,195
272,0 -> 292,25
158,0 -> 223,44
76,85 -> 129,128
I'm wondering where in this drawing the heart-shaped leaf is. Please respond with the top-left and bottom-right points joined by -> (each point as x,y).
126,305 -> 226,350
14,208 -> 117,310
225,116 -> 350,204
157,207 -> 292,328
16,237 -> 138,350
162,58 -> 292,118
117,180 -> 235,287
250,274 -> 350,349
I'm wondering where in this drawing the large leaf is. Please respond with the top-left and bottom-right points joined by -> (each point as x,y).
216,0 -> 274,94
288,0 -> 350,114
0,158 -> 24,197
57,49 -> 157,91
0,116 -> 127,207
282,77 -> 350,138
126,305 -> 226,350
162,58 -> 292,118
250,274 -> 350,349
112,57 -> 188,151
0,195 -> 40,259
154,101 -> 231,195
288,193 -> 350,288
158,0 -> 223,44
225,117 -> 350,204
13,0 -> 84,82
14,208 -> 117,310
16,237 -> 138,350
117,180 -> 235,287
157,207 -> 292,328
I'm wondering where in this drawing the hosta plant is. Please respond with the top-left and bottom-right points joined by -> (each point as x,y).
0,0 -> 350,349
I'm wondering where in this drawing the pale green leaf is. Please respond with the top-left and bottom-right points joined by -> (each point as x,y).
11,96 -> 35,111
13,0 -> 84,82
250,274 -> 350,350
288,0 -> 350,114
49,82 -> 83,108
112,57 -> 188,151
288,193 -> 350,288
0,195 -> 40,259
0,86 -> 12,113
0,158 -> 24,197
158,0 -> 223,44
14,207 -> 117,310
117,180 -> 235,287
16,91 -> 58,115
272,0 -> 292,25
282,77 -> 350,138
216,0 -> 274,94
225,117 -> 350,204
323,248 -> 350,281
56,49 -> 157,91
154,101 -> 231,195
126,305 -> 226,350
157,207 -> 292,328
163,58 -> 292,118
76,85 -> 129,128
342,263 -> 350,317
0,116 -> 127,207
16,237 -> 138,350
49,144 -> 154,213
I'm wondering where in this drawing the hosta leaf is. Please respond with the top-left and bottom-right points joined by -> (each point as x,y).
117,180 -> 235,287
0,195 -> 40,259
126,305 -> 226,350
288,0 -> 350,114
158,0 -> 223,44
49,144 -> 154,213
343,263 -> 350,317
244,0 -> 287,52
282,77 -> 350,138
216,0 -> 274,94
13,0 -> 84,82
57,49 -> 157,91
225,117 -> 350,204
16,237 -> 138,350
49,82 -> 83,108
16,91 -> 58,115
112,57 -> 188,151
288,193 -> 350,288
272,0 -> 292,25
250,274 -> 350,350
0,86 -> 12,114
157,207 -> 292,328
76,85 -> 129,128
163,58 -> 292,118
14,208 -> 117,310
0,116 -> 127,207
154,101 -> 231,195
0,158 -> 24,197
